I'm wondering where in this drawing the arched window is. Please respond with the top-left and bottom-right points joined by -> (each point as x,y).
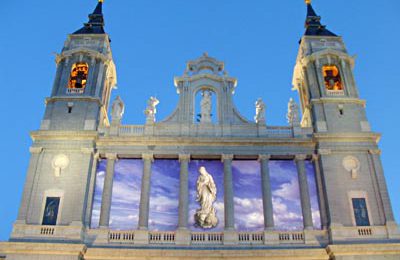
322,65 -> 343,91
68,62 -> 89,91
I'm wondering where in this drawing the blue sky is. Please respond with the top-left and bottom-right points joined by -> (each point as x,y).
0,0 -> 399,240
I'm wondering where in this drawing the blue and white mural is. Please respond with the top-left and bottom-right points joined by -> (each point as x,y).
91,159 -> 321,231
149,160 -> 180,231
91,159 -> 143,230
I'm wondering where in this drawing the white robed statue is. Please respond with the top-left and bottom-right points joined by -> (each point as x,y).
195,166 -> 218,228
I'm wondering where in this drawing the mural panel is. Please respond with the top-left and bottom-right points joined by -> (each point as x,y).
232,160 -> 264,231
149,160 -> 180,231
91,159 -> 143,230
91,159 -> 321,231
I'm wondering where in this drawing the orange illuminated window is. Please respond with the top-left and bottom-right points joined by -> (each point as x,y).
322,65 -> 343,91
68,63 -> 89,89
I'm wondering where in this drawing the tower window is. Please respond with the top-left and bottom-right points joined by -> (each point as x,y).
68,62 -> 89,90
352,198 -> 370,226
42,197 -> 60,226
322,65 -> 343,91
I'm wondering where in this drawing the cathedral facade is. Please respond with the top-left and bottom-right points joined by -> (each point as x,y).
1,1 -> 399,259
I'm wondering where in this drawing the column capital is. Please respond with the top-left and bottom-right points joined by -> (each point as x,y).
258,154 -> 271,161
179,154 -> 191,162
105,153 -> 118,160
29,146 -> 43,154
369,149 -> 381,155
221,154 -> 234,161
142,153 -> 154,162
295,154 -> 308,161
311,154 -> 319,162
318,149 -> 332,155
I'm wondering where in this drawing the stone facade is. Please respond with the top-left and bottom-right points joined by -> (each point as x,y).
1,1 -> 399,259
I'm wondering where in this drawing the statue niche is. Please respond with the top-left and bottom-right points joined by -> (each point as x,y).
198,90 -> 212,124
194,166 -> 218,229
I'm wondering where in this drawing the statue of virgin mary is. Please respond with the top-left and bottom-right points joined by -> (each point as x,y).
194,166 -> 218,228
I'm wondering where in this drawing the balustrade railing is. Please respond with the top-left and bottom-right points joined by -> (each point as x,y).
278,232 -> 304,243
191,232 -> 223,244
238,232 -> 264,244
109,231 -> 135,243
149,231 -> 175,244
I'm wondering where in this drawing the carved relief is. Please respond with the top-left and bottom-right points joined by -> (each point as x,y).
342,156 -> 360,179
52,154 -> 70,177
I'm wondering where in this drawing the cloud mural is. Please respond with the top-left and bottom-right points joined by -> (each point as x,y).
91,159 -> 321,231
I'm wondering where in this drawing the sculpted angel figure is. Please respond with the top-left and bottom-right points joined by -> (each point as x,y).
195,166 -> 218,228
254,98 -> 266,124
144,96 -> 159,123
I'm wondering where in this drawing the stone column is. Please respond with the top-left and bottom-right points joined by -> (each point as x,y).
176,154 -> 191,245
138,153 -> 153,230
259,155 -> 274,230
295,154 -> 313,230
99,153 -> 117,228
222,154 -> 235,230
312,154 -> 328,229
178,154 -> 190,229
222,154 -> 237,244
16,147 -> 43,223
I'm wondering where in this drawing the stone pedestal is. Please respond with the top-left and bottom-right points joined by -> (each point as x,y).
386,221 -> 400,239
223,230 -> 238,245
134,230 -> 149,245
263,231 -> 279,245
175,229 -> 191,246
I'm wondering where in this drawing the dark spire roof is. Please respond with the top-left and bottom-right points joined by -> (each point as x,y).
73,1 -> 105,35
304,1 -> 337,37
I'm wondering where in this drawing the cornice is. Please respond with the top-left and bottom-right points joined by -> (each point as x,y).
45,96 -> 103,105
313,132 -> 381,144
30,131 -> 98,141
310,98 -> 366,107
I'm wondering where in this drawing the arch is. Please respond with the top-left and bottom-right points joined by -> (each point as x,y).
68,62 -> 89,90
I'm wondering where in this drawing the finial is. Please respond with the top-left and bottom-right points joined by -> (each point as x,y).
305,0 -> 311,4
99,0 -> 104,2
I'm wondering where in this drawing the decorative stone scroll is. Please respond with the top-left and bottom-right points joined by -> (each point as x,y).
342,156 -> 360,179
52,154 -> 70,177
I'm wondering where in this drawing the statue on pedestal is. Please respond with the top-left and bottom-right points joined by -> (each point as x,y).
200,90 -> 212,124
195,166 -> 218,229
144,96 -> 159,123
254,98 -> 266,124
287,98 -> 300,127
111,96 -> 124,124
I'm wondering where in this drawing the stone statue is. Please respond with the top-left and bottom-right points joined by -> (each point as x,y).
254,98 -> 266,124
194,166 -> 218,229
111,96 -> 124,124
144,96 -> 159,123
200,90 -> 212,123
287,98 -> 300,126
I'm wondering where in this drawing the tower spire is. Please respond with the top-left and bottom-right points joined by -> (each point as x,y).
73,0 -> 105,34
304,0 -> 337,36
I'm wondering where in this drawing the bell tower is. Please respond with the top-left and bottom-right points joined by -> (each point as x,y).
293,1 -> 368,133
41,0 -> 116,131
11,0 -> 116,242
292,1 -> 399,241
